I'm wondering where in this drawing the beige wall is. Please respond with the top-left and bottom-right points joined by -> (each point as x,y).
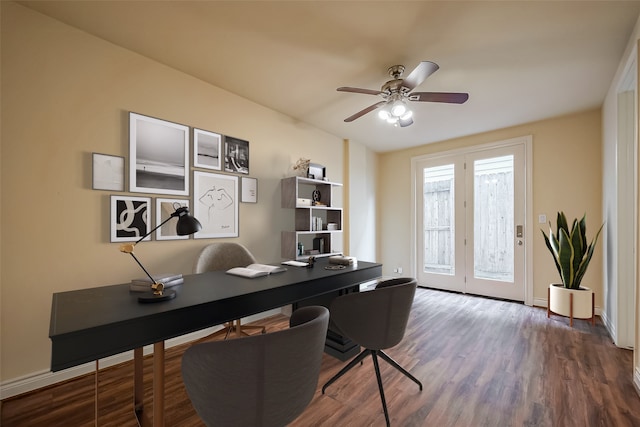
0,3 -> 345,382
378,109 -> 603,304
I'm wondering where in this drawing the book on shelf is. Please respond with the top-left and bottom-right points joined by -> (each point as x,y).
311,216 -> 323,231
329,255 -> 357,266
226,263 -> 287,278
130,273 -> 184,292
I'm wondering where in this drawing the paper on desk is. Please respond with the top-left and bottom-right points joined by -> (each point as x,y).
282,260 -> 309,267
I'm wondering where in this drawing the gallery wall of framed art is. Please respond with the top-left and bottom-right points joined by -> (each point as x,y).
95,112 -> 259,243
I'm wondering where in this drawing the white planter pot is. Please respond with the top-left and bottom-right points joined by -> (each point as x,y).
548,283 -> 594,326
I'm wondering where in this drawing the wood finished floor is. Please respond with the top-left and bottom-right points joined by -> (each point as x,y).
2,288 -> 639,427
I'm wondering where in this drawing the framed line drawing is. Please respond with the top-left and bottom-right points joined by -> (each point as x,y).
110,195 -> 151,242
193,171 -> 238,239
193,128 -> 222,170
156,198 -> 190,240
241,176 -> 257,203
92,153 -> 124,191
224,135 -> 249,175
129,112 -> 189,196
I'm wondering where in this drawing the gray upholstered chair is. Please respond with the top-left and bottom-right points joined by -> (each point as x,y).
182,305 -> 330,427
322,277 -> 422,427
194,242 -> 266,338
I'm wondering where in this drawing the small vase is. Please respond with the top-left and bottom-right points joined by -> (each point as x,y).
547,283 -> 595,326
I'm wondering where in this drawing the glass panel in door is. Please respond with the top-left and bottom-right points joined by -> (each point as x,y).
423,164 -> 455,275
473,155 -> 514,282
416,155 -> 465,292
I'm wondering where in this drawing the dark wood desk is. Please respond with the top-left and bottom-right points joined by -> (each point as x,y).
49,258 -> 381,426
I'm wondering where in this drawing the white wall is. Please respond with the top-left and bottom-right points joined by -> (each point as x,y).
347,140 -> 377,262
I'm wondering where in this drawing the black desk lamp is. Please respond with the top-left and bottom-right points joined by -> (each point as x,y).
120,204 -> 202,303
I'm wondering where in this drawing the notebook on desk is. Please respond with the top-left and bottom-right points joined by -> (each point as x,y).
226,264 -> 286,278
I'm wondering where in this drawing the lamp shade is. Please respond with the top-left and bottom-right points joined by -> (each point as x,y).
174,206 -> 202,235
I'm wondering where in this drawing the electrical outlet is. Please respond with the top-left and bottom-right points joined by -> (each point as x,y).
538,214 -> 547,224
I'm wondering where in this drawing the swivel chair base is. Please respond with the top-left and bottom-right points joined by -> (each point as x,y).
322,348 -> 422,427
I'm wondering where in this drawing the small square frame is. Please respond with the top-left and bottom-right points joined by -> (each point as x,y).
224,135 -> 249,175
308,163 -> 326,180
92,153 -> 124,191
241,177 -> 257,203
110,195 -> 151,242
193,128 -> 222,170
156,198 -> 190,240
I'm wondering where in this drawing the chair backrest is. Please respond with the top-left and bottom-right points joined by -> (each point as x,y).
329,277 -> 417,350
194,242 -> 257,273
181,306 -> 330,427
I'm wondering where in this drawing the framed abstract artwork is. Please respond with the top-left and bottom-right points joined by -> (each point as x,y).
193,171 -> 238,238
193,128 -> 222,170
224,135 -> 249,175
241,176 -> 257,203
155,198 -> 190,240
92,153 -> 124,191
110,195 -> 151,242
129,112 -> 189,196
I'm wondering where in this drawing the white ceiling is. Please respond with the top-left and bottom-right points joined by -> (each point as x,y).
19,1 -> 640,152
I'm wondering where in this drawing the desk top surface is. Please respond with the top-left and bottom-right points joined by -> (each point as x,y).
50,259 -> 381,339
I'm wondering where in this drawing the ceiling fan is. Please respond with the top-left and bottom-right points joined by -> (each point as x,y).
337,61 -> 469,127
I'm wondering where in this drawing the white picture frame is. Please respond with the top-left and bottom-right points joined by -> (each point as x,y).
193,128 -> 222,170
129,112 -> 189,196
92,153 -> 124,191
241,176 -> 257,203
110,195 -> 151,243
155,198 -> 190,241
193,171 -> 239,238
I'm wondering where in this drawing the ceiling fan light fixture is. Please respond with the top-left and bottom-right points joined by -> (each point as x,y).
400,110 -> 413,120
390,100 -> 407,117
378,109 -> 391,120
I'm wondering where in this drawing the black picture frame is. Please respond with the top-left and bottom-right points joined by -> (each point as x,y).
224,135 -> 249,175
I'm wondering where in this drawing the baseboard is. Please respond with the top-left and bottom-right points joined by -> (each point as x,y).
600,309 -> 616,341
0,309 -> 281,400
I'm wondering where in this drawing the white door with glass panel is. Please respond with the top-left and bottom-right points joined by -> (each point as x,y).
415,143 -> 526,301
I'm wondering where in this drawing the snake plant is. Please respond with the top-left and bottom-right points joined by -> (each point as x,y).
541,212 -> 603,289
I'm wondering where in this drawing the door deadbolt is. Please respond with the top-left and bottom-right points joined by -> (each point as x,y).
516,225 -> 523,238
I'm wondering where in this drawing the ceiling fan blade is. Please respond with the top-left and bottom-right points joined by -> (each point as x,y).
402,61 -> 439,91
409,92 -> 469,104
344,101 -> 386,122
337,87 -> 383,96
